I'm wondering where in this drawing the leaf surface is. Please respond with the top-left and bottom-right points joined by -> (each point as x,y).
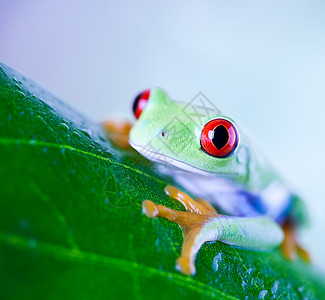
0,63 -> 324,299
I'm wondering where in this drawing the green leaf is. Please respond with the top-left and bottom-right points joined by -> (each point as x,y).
0,62 -> 324,300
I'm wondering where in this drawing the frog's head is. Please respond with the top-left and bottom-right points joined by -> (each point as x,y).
129,88 -> 250,180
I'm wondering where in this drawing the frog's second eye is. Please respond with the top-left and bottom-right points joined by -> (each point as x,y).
201,118 -> 238,157
132,89 -> 150,119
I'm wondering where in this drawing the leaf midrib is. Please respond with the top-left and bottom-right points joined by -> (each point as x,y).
0,137 -> 166,185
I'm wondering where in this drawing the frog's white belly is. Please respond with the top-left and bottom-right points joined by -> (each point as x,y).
157,164 -> 291,222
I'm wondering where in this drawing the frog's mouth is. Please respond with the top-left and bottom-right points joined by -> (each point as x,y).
129,141 -> 237,177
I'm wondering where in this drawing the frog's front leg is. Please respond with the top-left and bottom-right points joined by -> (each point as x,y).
142,186 -> 220,275
142,186 -> 284,275
102,118 -> 132,149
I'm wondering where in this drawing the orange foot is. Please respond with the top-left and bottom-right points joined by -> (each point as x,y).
281,219 -> 311,262
142,185 -> 221,275
101,118 -> 132,149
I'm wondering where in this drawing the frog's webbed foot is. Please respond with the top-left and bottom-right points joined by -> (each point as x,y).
143,187 -> 285,275
101,118 -> 132,149
281,219 -> 311,262
142,186 -> 221,275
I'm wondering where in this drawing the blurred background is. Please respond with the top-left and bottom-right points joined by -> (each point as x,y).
1,0 -> 325,272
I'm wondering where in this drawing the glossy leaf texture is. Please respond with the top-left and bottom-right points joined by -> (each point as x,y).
0,63 -> 324,300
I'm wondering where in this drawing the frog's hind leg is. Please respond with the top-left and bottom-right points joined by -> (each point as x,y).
142,186 -> 220,275
281,219 -> 310,262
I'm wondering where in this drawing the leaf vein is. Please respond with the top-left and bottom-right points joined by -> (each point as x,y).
0,230 -> 237,300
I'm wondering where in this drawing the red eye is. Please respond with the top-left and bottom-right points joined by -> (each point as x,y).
132,89 -> 150,119
200,118 -> 238,158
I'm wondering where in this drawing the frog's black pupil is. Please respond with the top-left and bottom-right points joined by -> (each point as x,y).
132,92 -> 142,115
212,125 -> 229,150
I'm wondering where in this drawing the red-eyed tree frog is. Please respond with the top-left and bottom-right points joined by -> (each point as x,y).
102,88 -> 309,276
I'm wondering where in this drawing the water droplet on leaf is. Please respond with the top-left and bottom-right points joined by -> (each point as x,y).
258,290 -> 268,299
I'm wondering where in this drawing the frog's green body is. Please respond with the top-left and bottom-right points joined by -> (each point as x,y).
130,88 -> 305,224
128,88 -> 307,275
